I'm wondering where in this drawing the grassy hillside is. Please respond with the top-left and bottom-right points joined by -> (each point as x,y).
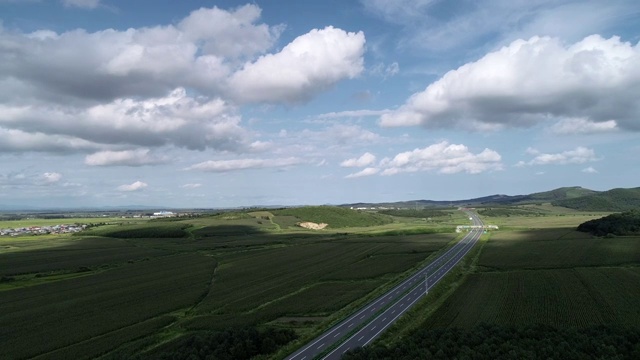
554,187 -> 640,211
271,206 -> 393,228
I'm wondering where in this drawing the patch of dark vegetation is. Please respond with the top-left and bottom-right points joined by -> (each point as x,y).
377,209 -> 451,218
343,324 -> 640,360
478,207 -> 544,217
140,327 -> 296,360
373,228 -> 448,236
193,225 -> 265,237
272,206 -> 393,228
100,224 -> 190,238
577,210 -> 640,236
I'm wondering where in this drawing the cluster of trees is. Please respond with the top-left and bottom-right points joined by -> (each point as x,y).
377,209 -> 450,219
577,210 -> 640,236
143,327 -> 296,360
477,207 -> 542,217
343,323 -> 640,360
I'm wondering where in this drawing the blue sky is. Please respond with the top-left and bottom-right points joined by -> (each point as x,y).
1,0 -> 639,208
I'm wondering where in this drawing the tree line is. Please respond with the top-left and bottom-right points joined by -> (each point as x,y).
343,323 -> 640,360
577,210 -> 640,236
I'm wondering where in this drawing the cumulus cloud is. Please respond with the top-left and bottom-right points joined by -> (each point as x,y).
85,149 -> 168,166
0,4 -> 281,102
525,147 -> 598,165
229,26 -> 365,103
346,167 -> 380,178
380,142 -> 503,175
344,141 -> 502,178
117,181 -> 148,192
0,88 -> 249,151
380,35 -> 640,131
181,183 -> 202,189
42,172 -> 62,183
549,118 -> 618,134
582,166 -> 598,173
62,0 -> 100,9
0,6 -> 368,156
0,128 -> 105,153
340,152 -> 376,167
186,157 -> 301,172
317,109 -> 390,119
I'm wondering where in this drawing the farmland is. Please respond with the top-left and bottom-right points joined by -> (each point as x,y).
0,206 -> 460,359
350,207 -> 640,359
2,204 -> 639,359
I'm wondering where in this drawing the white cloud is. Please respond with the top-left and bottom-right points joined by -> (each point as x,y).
340,152 -> 377,167
0,88 -> 249,151
61,0 -> 100,9
0,7 -> 370,156
380,35 -> 640,131
85,149 -> 168,166
186,157 -> 301,172
527,147 -> 598,165
42,172 -> 62,183
582,166 -> 598,173
380,142 -> 503,175
317,109 -> 390,119
229,26 -> 365,103
181,183 -> 202,189
549,118 -> 618,134
370,61 -> 400,78
117,181 -> 148,192
344,141 -> 502,178
346,167 -> 380,178
0,5 -> 282,103
0,128 -> 105,153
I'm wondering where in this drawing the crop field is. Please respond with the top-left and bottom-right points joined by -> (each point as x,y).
478,210 -> 611,229
478,230 -> 640,270
0,207 -> 461,358
193,235 -> 453,315
0,253 -> 215,359
0,236 -> 168,278
419,209 -> 640,333
424,267 -> 640,329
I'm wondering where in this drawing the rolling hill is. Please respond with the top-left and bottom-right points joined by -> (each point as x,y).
343,186 -> 640,211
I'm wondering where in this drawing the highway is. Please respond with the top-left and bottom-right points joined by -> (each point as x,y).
285,212 -> 484,360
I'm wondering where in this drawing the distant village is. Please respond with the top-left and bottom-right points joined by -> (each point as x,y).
0,224 -> 87,237
0,211 -> 182,237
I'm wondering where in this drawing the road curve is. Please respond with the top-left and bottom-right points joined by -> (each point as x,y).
285,212 -> 484,360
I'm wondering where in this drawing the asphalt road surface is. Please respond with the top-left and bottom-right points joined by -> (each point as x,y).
286,212 -> 484,360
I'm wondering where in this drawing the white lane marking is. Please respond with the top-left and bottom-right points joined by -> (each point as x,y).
348,323 -> 353,328
358,336 -> 365,341
334,333 -> 339,338
317,343 -> 324,349
372,325 -> 377,330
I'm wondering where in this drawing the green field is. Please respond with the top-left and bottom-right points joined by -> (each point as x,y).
0,207 -> 461,358
3,205 -> 638,359
422,213 -> 640,330
346,208 -> 640,359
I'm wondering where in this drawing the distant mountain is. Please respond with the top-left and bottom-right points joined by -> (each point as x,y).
527,186 -> 598,201
553,187 -> 640,211
343,186 -> 640,211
